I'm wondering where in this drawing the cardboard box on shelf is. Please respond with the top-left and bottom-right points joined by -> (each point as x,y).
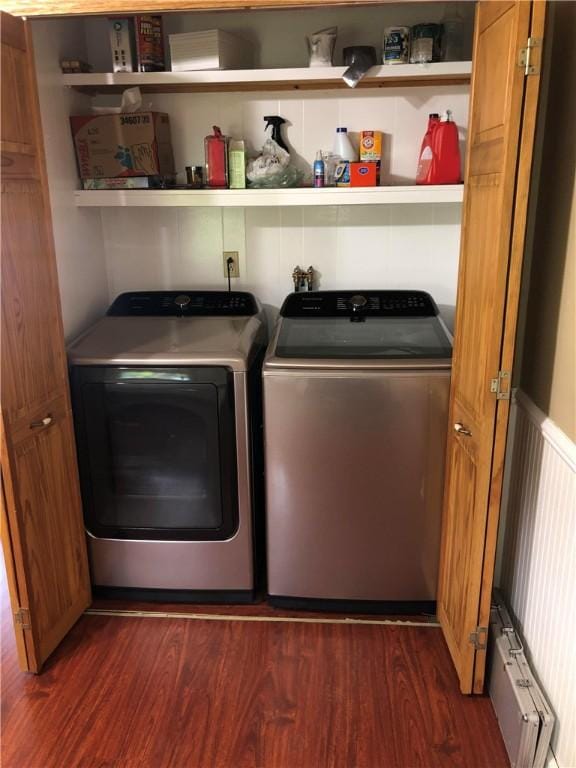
359,131 -> 383,163
350,162 -> 380,187
70,112 -> 175,179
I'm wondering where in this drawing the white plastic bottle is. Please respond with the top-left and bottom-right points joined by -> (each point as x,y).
333,127 -> 357,161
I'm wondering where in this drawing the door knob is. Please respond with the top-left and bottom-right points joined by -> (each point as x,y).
454,422 -> 472,436
30,415 -> 53,429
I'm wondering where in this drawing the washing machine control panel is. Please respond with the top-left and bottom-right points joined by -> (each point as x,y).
280,290 -> 438,318
108,291 -> 259,317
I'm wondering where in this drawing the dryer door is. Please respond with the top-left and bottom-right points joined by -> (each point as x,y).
70,367 -> 238,541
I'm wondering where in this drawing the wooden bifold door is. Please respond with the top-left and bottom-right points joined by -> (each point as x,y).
1,1 -> 545,694
437,0 -> 545,693
1,11 -> 91,673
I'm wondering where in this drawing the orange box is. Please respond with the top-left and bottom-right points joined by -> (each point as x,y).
360,130 -> 383,162
350,162 -> 379,187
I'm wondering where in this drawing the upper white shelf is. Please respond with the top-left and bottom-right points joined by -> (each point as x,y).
63,62 -> 472,94
74,185 -> 464,208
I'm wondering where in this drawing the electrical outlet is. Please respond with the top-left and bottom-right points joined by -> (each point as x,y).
223,251 -> 240,278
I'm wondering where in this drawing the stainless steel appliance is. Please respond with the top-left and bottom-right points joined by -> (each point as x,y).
263,290 -> 452,611
68,291 -> 266,601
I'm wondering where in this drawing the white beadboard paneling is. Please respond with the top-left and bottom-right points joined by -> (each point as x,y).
501,391 -> 576,768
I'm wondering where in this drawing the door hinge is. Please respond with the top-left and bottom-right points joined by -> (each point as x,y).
490,370 -> 511,400
518,37 -> 542,76
14,607 -> 31,630
469,626 -> 488,650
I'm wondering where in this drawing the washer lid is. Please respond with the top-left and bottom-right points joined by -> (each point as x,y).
273,315 -> 452,360
68,315 -> 264,371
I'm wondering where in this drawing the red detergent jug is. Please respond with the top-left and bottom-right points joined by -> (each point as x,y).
433,110 -> 461,183
416,113 -> 440,184
416,110 -> 461,185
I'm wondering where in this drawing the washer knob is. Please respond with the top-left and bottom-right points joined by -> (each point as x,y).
174,294 -> 190,309
350,294 -> 368,311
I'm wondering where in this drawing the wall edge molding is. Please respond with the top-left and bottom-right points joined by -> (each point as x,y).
514,388 -> 576,472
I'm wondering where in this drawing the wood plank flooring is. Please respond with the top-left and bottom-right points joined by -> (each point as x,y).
1,570 -> 509,767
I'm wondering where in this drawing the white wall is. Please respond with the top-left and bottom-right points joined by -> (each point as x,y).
100,85 -> 467,315
102,202 -> 461,318
499,392 -> 576,768
34,9 -> 467,329
32,19 -> 109,341
84,3 -> 475,72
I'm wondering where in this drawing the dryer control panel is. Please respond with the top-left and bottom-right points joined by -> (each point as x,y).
108,291 -> 259,317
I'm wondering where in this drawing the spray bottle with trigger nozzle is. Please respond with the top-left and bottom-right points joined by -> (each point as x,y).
263,116 -> 289,153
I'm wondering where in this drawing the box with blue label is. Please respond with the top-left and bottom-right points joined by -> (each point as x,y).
350,162 -> 380,187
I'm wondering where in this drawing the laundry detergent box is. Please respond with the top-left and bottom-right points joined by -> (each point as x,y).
359,130 -> 383,163
350,162 -> 380,187
70,112 -> 175,179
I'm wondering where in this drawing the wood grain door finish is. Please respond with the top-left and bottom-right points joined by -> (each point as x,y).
1,11 -> 91,673
437,0 -> 546,694
1,14 -> 68,430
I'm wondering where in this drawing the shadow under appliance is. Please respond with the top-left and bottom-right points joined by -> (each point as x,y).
263,290 -> 452,611
68,291 -> 266,601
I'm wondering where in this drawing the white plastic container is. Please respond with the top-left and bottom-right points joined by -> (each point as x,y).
333,127 -> 357,161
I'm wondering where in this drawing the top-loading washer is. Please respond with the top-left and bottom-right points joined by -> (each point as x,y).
263,290 -> 452,612
68,290 -> 266,602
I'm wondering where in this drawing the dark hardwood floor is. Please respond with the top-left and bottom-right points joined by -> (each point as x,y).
1,566 -> 509,768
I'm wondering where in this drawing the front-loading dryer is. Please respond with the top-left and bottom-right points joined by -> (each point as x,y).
68,291 -> 266,602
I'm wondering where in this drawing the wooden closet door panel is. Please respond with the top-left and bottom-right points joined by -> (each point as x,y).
1,12 -> 68,429
3,402 -> 91,670
0,16 -> 35,153
1,180 -> 69,426
437,0 -> 545,695
1,12 -> 90,673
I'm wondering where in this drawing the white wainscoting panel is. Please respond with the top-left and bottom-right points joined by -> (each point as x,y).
500,390 -> 576,768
